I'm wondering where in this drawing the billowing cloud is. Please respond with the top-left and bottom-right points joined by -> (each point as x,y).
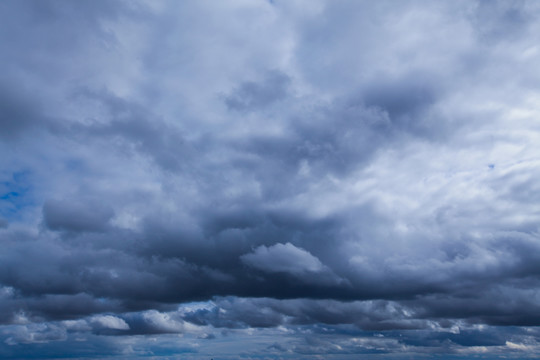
241,242 -> 344,286
241,242 -> 326,274
2,0 -> 540,359
89,315 -> 129,331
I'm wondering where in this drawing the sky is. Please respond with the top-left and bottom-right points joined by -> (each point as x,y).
1,0 -> 540,359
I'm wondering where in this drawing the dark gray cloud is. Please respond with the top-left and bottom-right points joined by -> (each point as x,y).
43,200 -> 114,233
0,78 -> 45,140
2,0 -> 540,359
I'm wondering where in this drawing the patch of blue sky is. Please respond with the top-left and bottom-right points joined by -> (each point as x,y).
0,170 -> 35,222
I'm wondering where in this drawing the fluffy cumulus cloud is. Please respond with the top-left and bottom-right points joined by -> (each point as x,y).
2,0 -> 540,358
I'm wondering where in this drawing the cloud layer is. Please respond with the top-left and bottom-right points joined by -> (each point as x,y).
2,0 -> 540,358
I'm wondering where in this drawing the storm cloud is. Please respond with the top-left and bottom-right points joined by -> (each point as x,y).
2,0 -> 540,359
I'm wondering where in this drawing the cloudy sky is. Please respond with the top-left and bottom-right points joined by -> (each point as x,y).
2,0 -> 540,359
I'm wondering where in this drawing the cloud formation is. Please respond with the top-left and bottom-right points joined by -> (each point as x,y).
241,242 -> 326,274
2,0 -> 540,358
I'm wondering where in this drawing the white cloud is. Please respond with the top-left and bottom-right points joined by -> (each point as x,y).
241,242 -> 325,275
90,315 -> 129,331
141,310 -> 184,333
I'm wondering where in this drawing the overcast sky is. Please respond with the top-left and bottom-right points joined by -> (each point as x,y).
2,0 -> 540,359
